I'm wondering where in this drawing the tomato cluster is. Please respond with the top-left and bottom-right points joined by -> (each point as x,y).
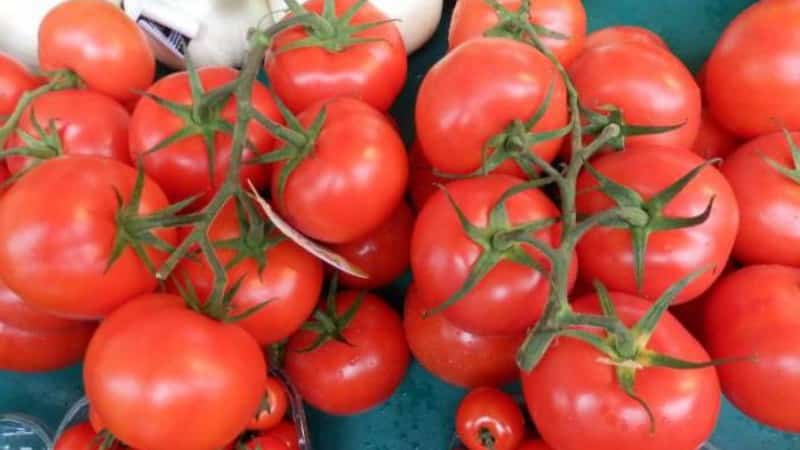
2,1 -> 800,450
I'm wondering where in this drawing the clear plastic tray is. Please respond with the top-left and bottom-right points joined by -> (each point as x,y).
0,413 -> 52,450
54,368 -> 312,450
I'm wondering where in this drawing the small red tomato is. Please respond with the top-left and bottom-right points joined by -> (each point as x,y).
585,25 -> 668,50
332,203 -> 413,289
456,387 -> 526,450
259,421 -> 300,450
249,376 -> 289,431
691,109 -> 740,160
0,51 -> 42,116
54,422 -> 119,450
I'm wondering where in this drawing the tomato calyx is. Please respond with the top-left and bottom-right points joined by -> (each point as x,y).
214,196 -> 286,274
581,159 -> 717,292
581,106 -> 685,150
424,179 -> 558,317
482,0 -> 568,44
762,129 -> 800,184
478,427 -> 498,450
297,276 -> 365,352
279,0 -> 397,53
0,111 -> 63,186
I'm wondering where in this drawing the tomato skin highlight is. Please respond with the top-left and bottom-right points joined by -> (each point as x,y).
266,0 -> 407,113
704,265 -> 800,433
585,25 -> 668,50
456,387 -> 526,450
403,284 -> 522,388
721,132 -> 800,266
130,67 -> 282,209
416,37 -> 567,177
285,291 -> 409,415
273,97 -> 408,244
0,51 -> 41,116
706,0 -> 800,137
0,156 -> 175,319
448,0 -> 587,66
522,293 -> 720,450
84,294 -> 267,450
411,174 -> 575,336
38,0 -> 154,103
6,89 -> 131,173
576,145 -> 739,304
332,203 -> 413,289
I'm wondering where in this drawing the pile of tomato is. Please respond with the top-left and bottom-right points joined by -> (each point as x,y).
2,0 -> 800,449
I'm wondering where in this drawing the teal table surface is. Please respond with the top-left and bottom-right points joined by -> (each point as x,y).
4,1 -> 800,449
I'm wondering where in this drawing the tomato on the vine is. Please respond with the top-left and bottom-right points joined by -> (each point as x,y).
704,265 -> 800,433
130,67 -> 282,209
5,89 -> 131,174
576,145 -> 738,304
522,292 -> 720,450
404,284 -> 523,388
456,387 -> 526,450
416,37 -> 567,177
585,25 -> 668,50
285,291 -> 409,415
85,294 -> 267,450
248,376 -> 289,431
266,0 -> 407,113
449,0 -> 587,66
0,52 -> 41,116
0,156 -> 176,319
38,0 -> 154,103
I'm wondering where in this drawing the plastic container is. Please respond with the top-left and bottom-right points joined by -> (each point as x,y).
53,368 -> 312,450
0,414 -> 52,450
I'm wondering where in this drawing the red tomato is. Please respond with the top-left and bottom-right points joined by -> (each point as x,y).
449,0 -> 587,65
130,67 -> 281,209
54,422 -> 115,450
331,203 -> 413,289
704,265 -> 800,432
0,52 -> 41,116
38,0 -> 154,103
456,387 -> 525,450
411,174 -> 575,336
403,284 -> 523,388
0,317 -> 95,372
568,41 -> 701,151
416,38 -> 567,177
248,376 -> 289,431
272,97 -> 408,244
6,89 -> 131,174
0,277 -> 78,331
585,25 -> 668,50
691,109 -> 740,160
408,139 -> 448,212
721,132 -> 800,266
522,292 -> 720,450
517,440 -> 553,450
266,0 -> 406,112
576,145 -> 739,304
84,294 -> 267,450
243,436 -> 289,450
172,202 -> 323,345
706,0 -> 800,137
259,421 -> 299,450
285,291 -> 409,415
0,156 -> 175,319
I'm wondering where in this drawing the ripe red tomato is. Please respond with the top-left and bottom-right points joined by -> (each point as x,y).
691,109 -> 740,160
585,25 -> 668,50
705,0 -> 800,137
704,265 -> 800,432
403,284 -> 523,388
576,145 -> 739,304
243,436 -> 289,450
130,67 -> 281,209
172,201 -> 323,345
38,0 -> 154,103
456,387 -> 525,450
266,0 -> 407,113
249,376 -> 289,431
272,97 -> 408,244
0,156 -> 175,319
6,89 -> 131,174
517,440 -> 553,450
721,132 -> 800,266
411,174 -> 575,336
0,52 -> 41,116
416,38 -> 567,177
285,291 -> 409,415
331,203 -> 413,289
0,277 -> 78,331
568,41 -> 701,150
54,422 -> 117,450
258,421 -> 299,450
408,139 -> 447,212
0,318 -> 95,372
85,294 -> 267,450
449,0 -> 587,65
522,292 -> 720,450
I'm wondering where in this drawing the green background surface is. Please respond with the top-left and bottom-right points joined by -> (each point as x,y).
3,0 -> 800,449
